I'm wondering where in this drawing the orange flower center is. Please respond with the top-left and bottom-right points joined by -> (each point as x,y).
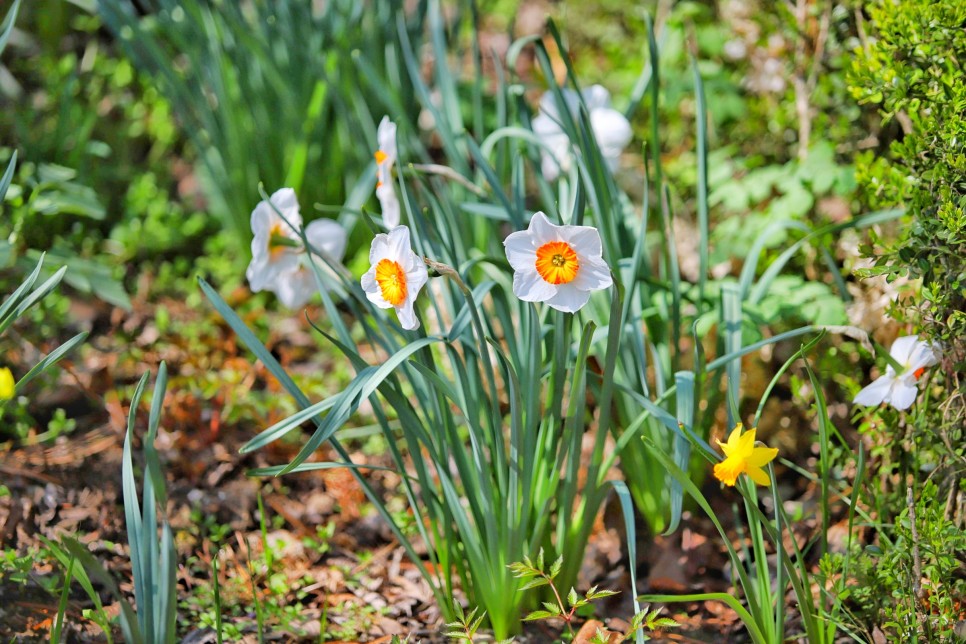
268,222 -> 289,259
913,366 -> 926,380
374,150 -> 389,187
534,241 -> 579,285
375,258 -> 407,306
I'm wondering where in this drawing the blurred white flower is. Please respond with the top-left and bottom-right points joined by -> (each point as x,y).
503,211 -> 612,313
531,85 -> 632,181
375,116 -> 401,228
246,188 -> 348,308
246,188 -> 304,292
361,225 -> 428,330
272,218 -> 349,309
853,336 -> 939,410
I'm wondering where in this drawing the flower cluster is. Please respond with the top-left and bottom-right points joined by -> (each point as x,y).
246,188 -> 347,309
376,117 -> 616,329
247,109 -> 624,328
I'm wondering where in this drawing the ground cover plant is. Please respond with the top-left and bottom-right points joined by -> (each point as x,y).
0,0 -> 963,642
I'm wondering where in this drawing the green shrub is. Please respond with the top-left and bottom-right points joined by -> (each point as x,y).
850,0 -> 966,373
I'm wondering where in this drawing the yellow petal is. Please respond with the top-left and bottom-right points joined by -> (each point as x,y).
746,445 -> 779,468
746,464 -> 772,487
0,367 -> 14,400
719,425 -> 742,455
735,427 -> 757,456
713,456 -> 744,486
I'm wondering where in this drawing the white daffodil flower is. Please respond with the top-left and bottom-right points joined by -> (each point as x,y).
375,116 -> 401,229
531,85 -> 632,181
361,225 -> 428,330
271,218 -> 349,309
246,188 -> 304,292
853,335 -> 939,410
503,211 -> 612,313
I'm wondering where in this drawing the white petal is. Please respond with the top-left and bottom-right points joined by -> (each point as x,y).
305,219 -> 347,261
387,225 -> 413,262
273,267 -> 316,309
536,92 -> 563,123
268,188 -> 302,229
540,150 -> 563,182
527,211 -> 560,245
368,233 -> 391,264
590,108 -> 632,155
561,225 -> 603,258
503,230 -> 537,272
543,135 -> 574,181
512,267 -> 557,303
377,183 -> 401,229
406,260 -> 429,295
907,340 -> 939,373
377,116 -> 397,160
395,300 -> 420,330
888,380 -> 920,411
581,85 -> 612,111
250,201 -> 274,237
247,251 -> 299,292
532,113 -> 562,138
853,375 -> 894,407
572,256 -> 612,292
888,336 -> 920,366
546,284 -> 591,313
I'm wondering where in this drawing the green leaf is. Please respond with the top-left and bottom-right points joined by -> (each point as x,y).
549,555 -> 563,580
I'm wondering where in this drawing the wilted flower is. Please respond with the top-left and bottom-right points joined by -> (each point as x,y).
713,424 -> 778,487
853,335 -> 939,411
361,226 -> 428,330
503,211 -> 612,313
531,85 -> 632,181
375,116 -> 401,228
0,367 -> 14,400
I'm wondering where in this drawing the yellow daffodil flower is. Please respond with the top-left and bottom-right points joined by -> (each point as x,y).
713,423 -> 778,487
